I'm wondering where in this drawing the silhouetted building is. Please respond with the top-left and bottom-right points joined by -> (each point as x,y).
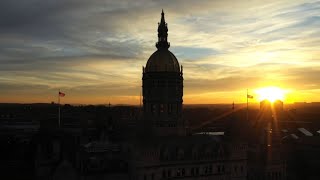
260,99 -> 283,112
142,10 -> 185,136
246,100 -> 287,180
129,10 -> 247,180
274,100 -> 284,112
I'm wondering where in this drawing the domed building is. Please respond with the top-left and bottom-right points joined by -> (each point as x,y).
128,10 -> 248,180
142,10 -> 185,136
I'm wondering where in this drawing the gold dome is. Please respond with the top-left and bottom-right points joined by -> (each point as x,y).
145,49 -> 180,72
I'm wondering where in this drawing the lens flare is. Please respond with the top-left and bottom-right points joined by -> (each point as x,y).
255,87 -> 287,102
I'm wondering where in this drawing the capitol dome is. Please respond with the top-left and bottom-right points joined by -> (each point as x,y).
145,49 -> 180,72
144,10 -> 180,73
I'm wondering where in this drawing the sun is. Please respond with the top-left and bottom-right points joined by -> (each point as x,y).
255,87 -> 286,102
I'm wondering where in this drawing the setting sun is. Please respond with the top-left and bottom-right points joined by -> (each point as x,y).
255,87 -> 287,102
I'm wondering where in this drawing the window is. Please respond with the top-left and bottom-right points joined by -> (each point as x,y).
182,168 -> 185,176
191,168 -> 195,176
162,170 -> 166,178
192,149 -> 197,159
177,169 -> 181,176
160,104 -> 164,113
168,104 -> 172,114
151,104 -> 156,114
177,148 -> 184,160
196,167 -> 199,175
168,169 -> 171,177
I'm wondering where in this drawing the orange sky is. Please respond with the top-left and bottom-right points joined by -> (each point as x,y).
0,0 -> 319,104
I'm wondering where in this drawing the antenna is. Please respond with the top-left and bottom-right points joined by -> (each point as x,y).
140,89 -> 142,109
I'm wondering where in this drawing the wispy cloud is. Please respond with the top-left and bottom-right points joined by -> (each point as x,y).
0,0 -> 319,104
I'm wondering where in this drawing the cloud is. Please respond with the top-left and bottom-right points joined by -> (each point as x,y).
0,0 -> 319,103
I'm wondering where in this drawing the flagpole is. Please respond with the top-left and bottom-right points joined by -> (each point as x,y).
58,89 -> 61,128
232,101 -> 234,111
247,89 -> 248,121
139,90 -> 142,109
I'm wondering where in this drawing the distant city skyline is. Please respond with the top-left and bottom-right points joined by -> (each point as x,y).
0,0 -> 319,104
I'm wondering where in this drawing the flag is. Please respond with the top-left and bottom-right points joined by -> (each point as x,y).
247,94 -> 253,99
59,91 -> 65,97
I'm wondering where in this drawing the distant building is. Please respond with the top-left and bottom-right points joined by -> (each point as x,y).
260,99 -> 283,112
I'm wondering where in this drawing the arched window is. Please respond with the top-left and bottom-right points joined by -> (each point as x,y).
177,147 -> 184,160
160,147 -> 169,160
176,169 -> 181,176
159,104 -> 164,113
151,104 -> 156,114
182,168 -> 185,176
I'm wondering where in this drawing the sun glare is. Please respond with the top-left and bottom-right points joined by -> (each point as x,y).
255,87 -> 286,102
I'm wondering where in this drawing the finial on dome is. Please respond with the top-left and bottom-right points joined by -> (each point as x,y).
156,10 -> 170,49
161,9 -> 165,22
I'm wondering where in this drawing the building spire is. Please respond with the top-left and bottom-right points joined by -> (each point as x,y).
160,9 -> 165,24
156,9 -> 170,49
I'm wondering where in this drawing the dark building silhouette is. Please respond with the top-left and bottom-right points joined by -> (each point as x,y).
129,10 -> 247,180
142,10 -> 185,136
